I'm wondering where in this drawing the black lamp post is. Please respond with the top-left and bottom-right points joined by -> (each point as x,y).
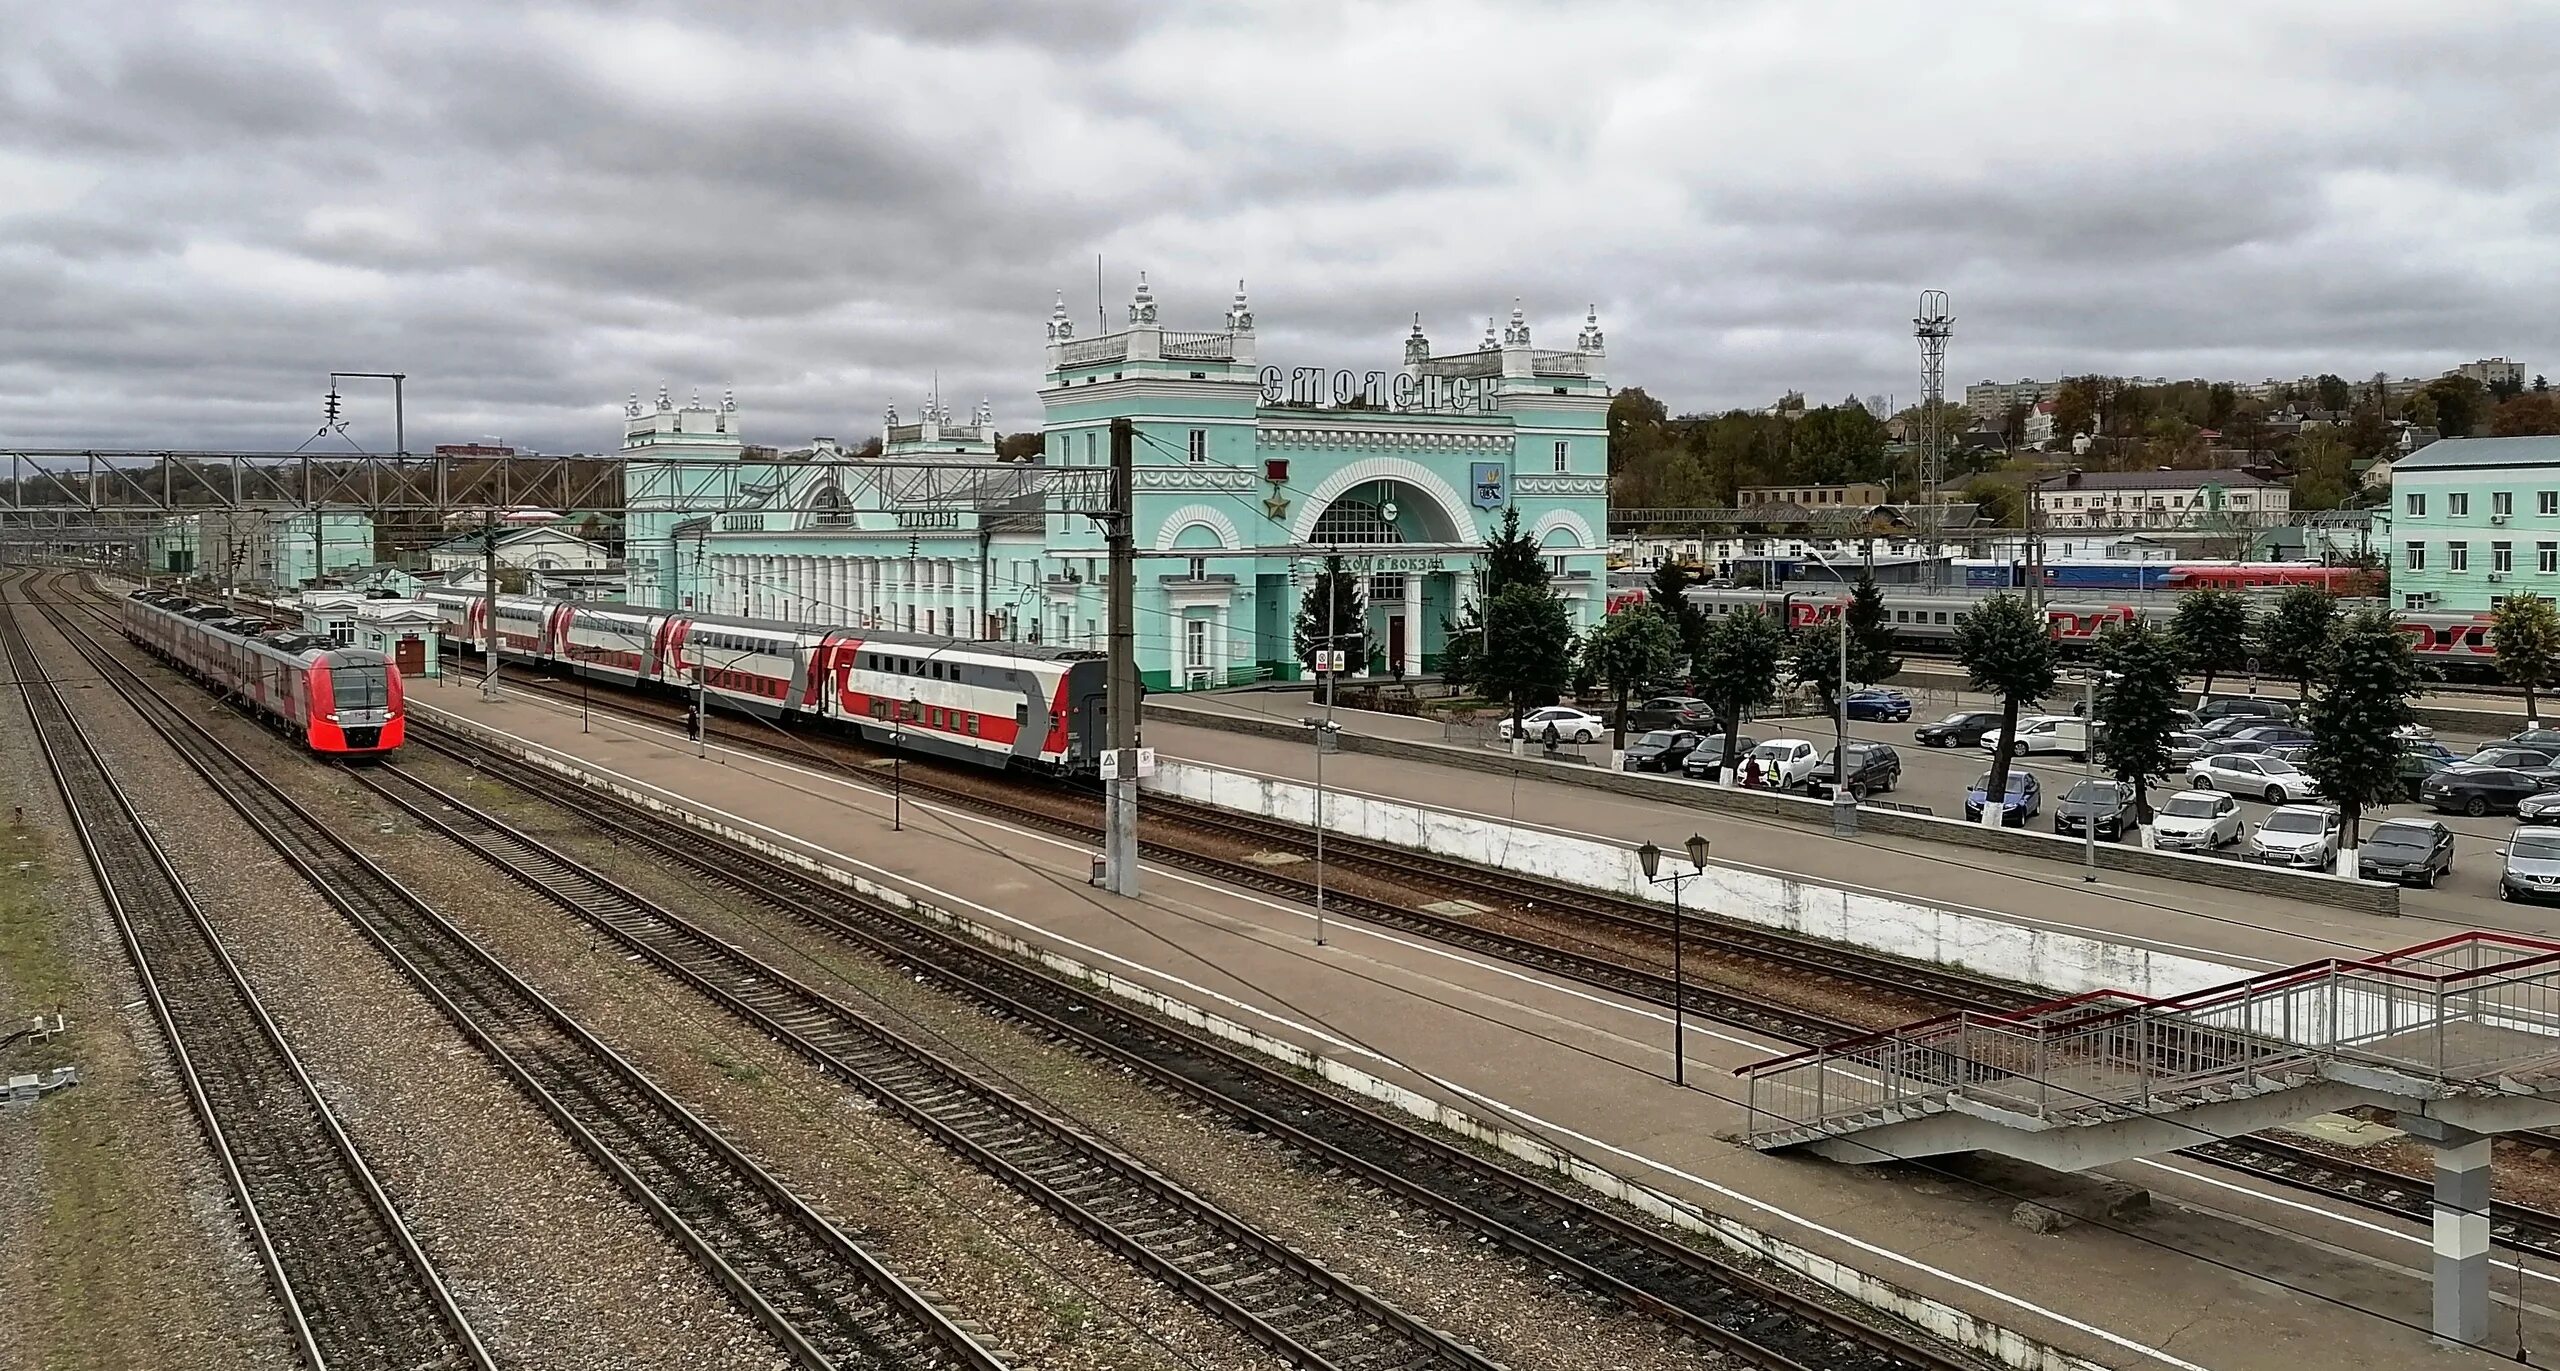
1636,832 -> 1712,1086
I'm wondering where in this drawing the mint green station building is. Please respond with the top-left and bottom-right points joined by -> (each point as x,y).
620,277 -> 1613,689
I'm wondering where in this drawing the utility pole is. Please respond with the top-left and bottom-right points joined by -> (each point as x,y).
480,509 -> 500,700
1101,417 -> 1141,897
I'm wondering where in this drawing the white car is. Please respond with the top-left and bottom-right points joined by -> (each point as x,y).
2247,805 -> 2342,868
2150,789 -> 2244,851
2187,752 -> 2322,804
1981,715 -> 2093,760
1500,706 -> 1605,744
1746,738 -> 1822,789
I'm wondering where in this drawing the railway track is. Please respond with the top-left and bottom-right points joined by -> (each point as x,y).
352,758 -> 1507,1371
394,720 -> 1984,1371
0,582 -> 494,1371
37,585 -> 1008,1371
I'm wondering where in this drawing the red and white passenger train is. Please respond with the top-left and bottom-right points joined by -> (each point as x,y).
420,590 -> 1108,772
122,590 -> 405,757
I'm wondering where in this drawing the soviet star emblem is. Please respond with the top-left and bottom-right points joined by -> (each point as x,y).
1263,493 -> 1291,520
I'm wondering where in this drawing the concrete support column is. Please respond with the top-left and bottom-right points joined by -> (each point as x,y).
1402,572 -> 1423,675
2409,1118 -> 2492,1344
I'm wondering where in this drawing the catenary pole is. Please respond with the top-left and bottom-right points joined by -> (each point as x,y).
1102,417 -> 1141,896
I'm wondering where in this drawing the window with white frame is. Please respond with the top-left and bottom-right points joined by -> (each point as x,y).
1187,556 -> 1207,580
1553,440 -> 1569,472
2541,543 -> 2556,574
1185,617 -> 1207,668
2495,541 -> 2514,573
1187,429 -> 1206,463
2408,492 -> 2427,516
2544,492 -> 2559,517
2449,541 -> 2470,572
2451,492 -> 2472,516
2497,491 -> 2516,517
1083,431 -> 1096,463
2406,542 -> 2426,570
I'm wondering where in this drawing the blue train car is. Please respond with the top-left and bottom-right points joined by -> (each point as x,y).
1958,559 -> 2022,589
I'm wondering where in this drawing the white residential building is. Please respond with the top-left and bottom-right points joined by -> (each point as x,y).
2031,469 -> 2290,530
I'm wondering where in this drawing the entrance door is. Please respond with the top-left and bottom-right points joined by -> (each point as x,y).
1389,615 -> 1408,677
395,635 -> 427,676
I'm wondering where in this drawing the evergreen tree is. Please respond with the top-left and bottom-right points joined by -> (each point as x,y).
1791,619 -> 1843,719
2258,585 -> 2341,697
1953,594 -> 2059,819
1647,559 -> 1708,672
2493,592 -> 2560,725
1292,555 -> 1367,668
1585,605 -> 1680,747
1480,506 -> 1551,598
1694,607 -> 1784,780
1478,583 -> 1576,737
2094,620 -> 2184,833
2169,589 -> 2251,701
2301,609 -> 2423,862
1845,573 -> 1901,685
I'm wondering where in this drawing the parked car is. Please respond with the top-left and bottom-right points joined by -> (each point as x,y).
2393,723 -> 2438,745
1680,732 -> 1761,780
2419,766 -> 2554,817
1915,710 -> 2005,749
2501,827 -> 2560,903
1982,715 -> 2093,760
2520,788 -> 2560,825
2166,708 -> 2201,733
2510,727 -> 2560,750
1964,768 -> 2043,824
2399,753 -> 2457,802
2195,696 -> 2295,724
2167,731 -> 2219,765
1500,706 -> 1605,744
2150,789 -> 2244,851
1843,689 -> 1914,723
2228,724 -> 2314,747
2265,743 -> 2315,766
2358,819 -> 2456,887
1621,729 -> 1702,772
2405,740 -> 2462,764
2246,805 -> 2342,868
2464,745 -> 2560,781
2187,753 -> 2321,803
2190,714 -> 2271,742
1747,738 -> 1823,789
2053,780 -> 2136,841
1628,696 -> 1709,731
1813,742 -> 1902,797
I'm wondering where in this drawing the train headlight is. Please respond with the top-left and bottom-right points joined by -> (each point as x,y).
325,712 -> 340,723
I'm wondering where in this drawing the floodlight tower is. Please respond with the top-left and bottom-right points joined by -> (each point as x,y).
1914,290 -> 1953,585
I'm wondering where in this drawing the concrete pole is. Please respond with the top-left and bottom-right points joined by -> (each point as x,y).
479,510 -> 500,701
1102,417 -> 1141,897
2404,1118 -> 2491,1345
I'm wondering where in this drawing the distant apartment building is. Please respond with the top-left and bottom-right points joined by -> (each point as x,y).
1965,378 -> 2063,421
2458,358 -> 2527,391
1736,482 -> 1888,509
2390,435 -> 2560,613
2030,469 -> 2288,531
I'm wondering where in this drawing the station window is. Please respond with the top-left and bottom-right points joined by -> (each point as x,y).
1188,429 -> 1207,463
2496,492 -> 2516,517
2545,492 -> 2559,517
2543,544 -> 2557,575
1553,440 -> 1569,472
2496,541 -> 2515,573
2449,541 -> 2470,572
2450,492 -> 2472,517
2407,492 -> 2427,517
2404,542 -> 2426,571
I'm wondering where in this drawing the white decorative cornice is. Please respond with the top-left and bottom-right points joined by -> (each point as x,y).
1151,503 -> 1246,551
1257,427 -> 1512,454
1531,509 -> 1599,549
1132,467 -> 1256,492
1512,474 -> 1608,498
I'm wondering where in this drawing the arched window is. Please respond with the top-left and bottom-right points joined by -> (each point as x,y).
810,484 -> 853,527
1312,497 -> 1403,545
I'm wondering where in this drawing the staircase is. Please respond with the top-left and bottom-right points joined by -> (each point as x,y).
1743,932 -> 2560,1170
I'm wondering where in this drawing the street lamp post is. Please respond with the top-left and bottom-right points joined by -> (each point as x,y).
1804,548 -> 1858,834
1636,833 -> 1712,1087
1300,640 -> 1347,947
2079,672 -> 2098,882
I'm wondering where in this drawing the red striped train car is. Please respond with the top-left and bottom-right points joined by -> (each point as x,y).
121,590 -> 404,757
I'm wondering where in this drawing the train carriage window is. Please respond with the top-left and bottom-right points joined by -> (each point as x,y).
1016,703 -> 1030,726
965,714 -> 980,737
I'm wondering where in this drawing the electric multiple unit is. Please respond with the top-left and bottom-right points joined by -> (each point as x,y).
420,590 -> 1107,771
122,590 -> 405,757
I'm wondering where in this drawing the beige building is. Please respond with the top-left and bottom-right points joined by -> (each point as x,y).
1736,482 -> 1887,508
2031,469 -> 2290,530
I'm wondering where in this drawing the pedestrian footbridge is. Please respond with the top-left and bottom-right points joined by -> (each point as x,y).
1739,932 -> 2560,1344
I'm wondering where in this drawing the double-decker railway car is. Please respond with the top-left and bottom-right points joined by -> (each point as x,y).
420,590 -> 1108,771
121,589 -> 403,757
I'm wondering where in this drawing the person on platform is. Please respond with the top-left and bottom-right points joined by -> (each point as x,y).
684,698 -> 703,740
1742,756 -> 1764,789
1540,720 -> 1562,756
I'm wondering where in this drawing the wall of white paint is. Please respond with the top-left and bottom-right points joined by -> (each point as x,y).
1144,757 -> 2248,1002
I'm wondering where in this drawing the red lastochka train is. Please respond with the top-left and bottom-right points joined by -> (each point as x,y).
122,589 -> 405,757
419,590 -> 1107,771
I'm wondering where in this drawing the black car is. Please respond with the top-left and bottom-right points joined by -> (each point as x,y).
1622,729 -> 1703,772
1811,742 -> 1902,797
2465,745 -> 2560,780
2228,724 -> 2314,747
2512,728 -> 2560,750
2358,819 -> 2455,887
1680,733 -> 1759,780
1628,696 -> 1709,731
1915,711 -> 2004,748
2195,696 -> 2295,724
2399,753 -> 2456,803
2053,779 -> 2137,840
2419,766 -> 2554,817
2190,714 -> 2271,742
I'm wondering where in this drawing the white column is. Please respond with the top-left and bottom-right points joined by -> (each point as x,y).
2418,1122 -> 2492,1344
1403,572 -> 1423,676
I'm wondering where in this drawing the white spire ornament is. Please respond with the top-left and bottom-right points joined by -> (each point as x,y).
1577,304 -> 1605,353
1048,291 -> 1074,341
1404,313 -> 1431,365
1479,316 -> 1498,351
1226,278 -> 1254,333
1503,298 -> 1530,347
1128,270 -> 1158,325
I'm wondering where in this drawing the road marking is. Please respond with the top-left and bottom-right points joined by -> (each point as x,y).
2130,1156 -> 2560,1289
424,697 -> 2226,1371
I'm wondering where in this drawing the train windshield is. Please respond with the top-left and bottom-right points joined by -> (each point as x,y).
334,663 -> 390,710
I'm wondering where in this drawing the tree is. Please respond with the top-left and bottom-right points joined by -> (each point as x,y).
2492,392 -> 2560,437
1293,555 -> 1367,668
1963,476 -> 2023,527
1845,574 -> 1901,685
2288,429 -> 2352,511
1953,594 -> 2059,821
1647,559 -> 1708,670
1791,620 -> 1843,719
2258,586 -> 2341,697
1478,583 -> 1575,738
2315,373 -> 2353,413
2170,589 -> 2251,701
2424,374 -> 2493,438
2494,593 -> 2560,725
2301,609 -> 2423,866
2095,619 -> 2185,836
1585,605 -> 1680,748
1694,607 -> 1784,781
1481,506 -> 1550,598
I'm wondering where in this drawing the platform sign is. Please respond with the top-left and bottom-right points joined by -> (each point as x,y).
1098,747 -> 1156,781
1312,649 -> 1346,674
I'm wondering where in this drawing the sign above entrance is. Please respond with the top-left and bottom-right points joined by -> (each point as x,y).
1258,367 -> 1498,414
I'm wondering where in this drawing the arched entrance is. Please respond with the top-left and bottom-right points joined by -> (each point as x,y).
1300,473 -> 1471,677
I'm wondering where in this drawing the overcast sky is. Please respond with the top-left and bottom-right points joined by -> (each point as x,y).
5,1 -> 2555,453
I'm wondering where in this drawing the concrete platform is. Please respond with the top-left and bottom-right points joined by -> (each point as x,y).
406,674 -> 2556,1370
